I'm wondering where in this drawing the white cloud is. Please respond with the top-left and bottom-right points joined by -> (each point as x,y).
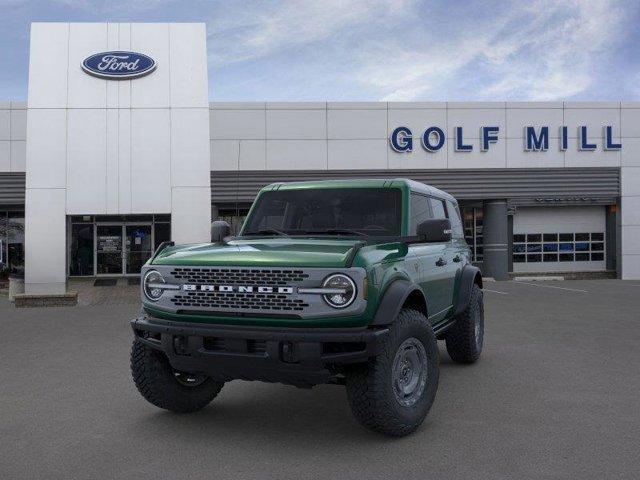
208,0 -> 413,66
356,0 -> 627,101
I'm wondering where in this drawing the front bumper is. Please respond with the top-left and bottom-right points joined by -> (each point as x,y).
131,315 -> 389,387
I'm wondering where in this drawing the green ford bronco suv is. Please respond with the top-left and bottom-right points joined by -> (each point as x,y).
130,179 -> 484,436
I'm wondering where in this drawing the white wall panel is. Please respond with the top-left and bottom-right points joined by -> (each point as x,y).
131,23 -> 170,108
388,148 -> 434,170
10,141 -> 26,172
118,109 -> 132,213
0,141 -> 9,171
621,166 -> 640,196
621,225 -> 640,255
328,102 -> 386,110
10,109 -> 27,140
446,138 -> 506,169
210,110 -> 265,140
24,188 -> 66,294
25,109 -> 67,189
171,108 -> 210,186
621,196 -> 640,226
66,109 -> 107,214
0,110 -> 9,140
564,107 -> 620,138
621,254 -> 640,279
267,102 -> 325,110
28,23 -> 68,108
327,110 -> 386,139
106,23 -> 120,108
506,108 -> 563,138
130,108 -> 171,212
117,23 -> 132,109
211,140 -> 239,170
105,108 -> 119,213
621,138 -> 640,167
506,138 -> 565,168
328,140 -> 387,169
266,140 -> 327,170
239,140 -> 266,170
67,23 -> 108,109
621,108 -> 640,138
388,102 -> 445,109
171,187 -> 211,244
266,109 -> 326,139
564,144 -> 620,167
169,23 -> 208,107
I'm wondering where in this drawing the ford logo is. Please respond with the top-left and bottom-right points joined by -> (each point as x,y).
82,51 -> 156,80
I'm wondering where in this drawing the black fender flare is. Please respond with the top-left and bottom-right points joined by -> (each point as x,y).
371,279 -> 427,326
453,265 -> 483,316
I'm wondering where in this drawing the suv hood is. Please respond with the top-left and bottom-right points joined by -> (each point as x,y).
152,238 -> 363,268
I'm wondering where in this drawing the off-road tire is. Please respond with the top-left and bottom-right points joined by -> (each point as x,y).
345,309 -> 439,436
445,283 -> 484,363
131,340 -> 224,413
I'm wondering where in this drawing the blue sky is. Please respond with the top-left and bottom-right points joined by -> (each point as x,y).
1,0 -> 639,101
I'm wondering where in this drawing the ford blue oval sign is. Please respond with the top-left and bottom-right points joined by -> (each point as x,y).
82,51 -> 156,80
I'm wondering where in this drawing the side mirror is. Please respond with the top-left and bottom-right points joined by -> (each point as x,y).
417,218 -> 452,243
211,220 -> 231,243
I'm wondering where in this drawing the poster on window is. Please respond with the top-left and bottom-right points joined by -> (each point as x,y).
98,235 -> 121,252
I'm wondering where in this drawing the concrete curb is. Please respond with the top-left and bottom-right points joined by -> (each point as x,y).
14,292 -> 78,308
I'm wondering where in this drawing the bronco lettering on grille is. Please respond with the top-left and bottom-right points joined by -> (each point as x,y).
182,285 -> 295,294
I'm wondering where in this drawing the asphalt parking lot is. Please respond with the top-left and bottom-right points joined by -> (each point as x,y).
1,280 -> 639,480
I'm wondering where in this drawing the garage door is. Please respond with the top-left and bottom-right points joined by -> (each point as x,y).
513,206 -> 606,273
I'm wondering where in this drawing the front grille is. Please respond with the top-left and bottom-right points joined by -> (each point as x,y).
170,267 -> 309,286
170,291 -> 309,311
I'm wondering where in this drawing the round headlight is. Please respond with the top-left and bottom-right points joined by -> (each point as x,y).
322,274 -> 357,309
143,270 -> 165,301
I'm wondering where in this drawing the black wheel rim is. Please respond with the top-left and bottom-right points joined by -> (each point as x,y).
392,337 -> 428,407
173,370 -> 207,387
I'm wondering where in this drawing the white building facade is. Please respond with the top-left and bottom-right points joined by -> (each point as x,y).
0,22 -> 639,294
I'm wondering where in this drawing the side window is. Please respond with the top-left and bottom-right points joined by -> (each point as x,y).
446,200 -> 464,238
430,198 -> 447,219
409,193 -> 431,235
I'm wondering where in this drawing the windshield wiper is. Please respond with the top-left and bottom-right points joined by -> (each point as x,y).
243,228 -> 289,237
301,229 -> 367,236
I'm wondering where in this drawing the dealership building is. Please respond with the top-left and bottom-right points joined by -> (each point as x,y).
1,22 -> 640,296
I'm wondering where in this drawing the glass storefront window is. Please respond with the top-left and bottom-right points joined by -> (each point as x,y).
7,212 -> 25,274
154,223 -> 171,249
218,207 -> 249,235
0,212 -> 7,277
69,224 -> 94,276
69,216 -> 172,277
461,207 -> 483,262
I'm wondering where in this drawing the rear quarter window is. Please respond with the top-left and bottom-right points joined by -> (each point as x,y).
445,200 -> 464,239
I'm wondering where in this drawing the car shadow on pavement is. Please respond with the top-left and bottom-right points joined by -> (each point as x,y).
125,345 -> 459,445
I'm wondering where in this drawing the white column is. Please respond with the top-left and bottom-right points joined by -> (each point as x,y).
25,189 -> 66,294
621,104 -> 640,279
621,166 -> 640,279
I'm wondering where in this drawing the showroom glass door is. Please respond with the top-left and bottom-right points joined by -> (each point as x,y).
95,225 -> 124,275
125,224 -> 153,274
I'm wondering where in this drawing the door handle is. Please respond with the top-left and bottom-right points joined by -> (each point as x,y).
435,257 -> 447,267
453,255 -> 461,263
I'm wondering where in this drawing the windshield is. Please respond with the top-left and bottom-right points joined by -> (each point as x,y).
242,188 -> 402,236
